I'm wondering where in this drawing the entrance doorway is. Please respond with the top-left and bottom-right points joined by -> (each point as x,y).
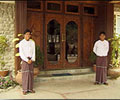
45,14 -> 81,69
27,1 -> 96,70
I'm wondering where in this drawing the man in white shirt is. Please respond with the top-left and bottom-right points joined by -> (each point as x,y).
19,29 -> 35,95
93,32 -> 109,85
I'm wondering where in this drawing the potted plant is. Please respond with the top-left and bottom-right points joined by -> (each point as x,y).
89,51 -> 97,72
108,33 -> 120,79
0,36 -> 9,77
33,45 -> 44,76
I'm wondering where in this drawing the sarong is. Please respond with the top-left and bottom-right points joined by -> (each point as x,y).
21,60 -> 34,92
96,56 -> 107,84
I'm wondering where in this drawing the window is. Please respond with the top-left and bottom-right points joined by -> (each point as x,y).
47,3 -> 61,11
65,2 -> 80,15
84,7 -> 95,14
27,1 -> 41,9
67,5 -> 79,13
115,15 -> 120,34
83,5 -> 97,16
46,2 -> 62,13
27,1 -> 43,11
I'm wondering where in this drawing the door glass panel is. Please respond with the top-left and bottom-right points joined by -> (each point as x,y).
66,21 -> 78,63
47,20 -> 61,64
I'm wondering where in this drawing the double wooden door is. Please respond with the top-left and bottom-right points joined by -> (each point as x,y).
45,14 -> 81,69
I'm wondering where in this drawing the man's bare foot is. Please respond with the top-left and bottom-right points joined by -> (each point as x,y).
29,90 -> 35,93
103,83 -> 108,85
23,91 -> 27,95
94,82 -> 100,85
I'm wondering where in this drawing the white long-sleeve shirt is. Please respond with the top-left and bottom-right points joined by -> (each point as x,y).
19,39 -> 35,62
93,40 -> 109,57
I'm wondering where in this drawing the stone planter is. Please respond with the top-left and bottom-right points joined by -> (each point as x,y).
93,64 -> 96,72
15,68 -> 40,85
108,67 -> 120,79
34,67 -> 40,76
15,71 -> 22,85
0,70 -> 9,77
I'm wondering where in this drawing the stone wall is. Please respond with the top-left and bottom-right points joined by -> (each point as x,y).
0,2 -> 15,75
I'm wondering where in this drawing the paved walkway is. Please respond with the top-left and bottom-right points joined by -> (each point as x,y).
0,74 -> 120,99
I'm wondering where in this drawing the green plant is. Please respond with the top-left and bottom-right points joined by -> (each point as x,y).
89,51 -> 97,64
33,45 -> 44,67
0,36 -> 8,70
108,33 -> 120,68
0,76 -> 18,89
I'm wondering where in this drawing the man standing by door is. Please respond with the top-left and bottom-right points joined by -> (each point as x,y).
93,32 -> 109,85
19,29 -> 35,95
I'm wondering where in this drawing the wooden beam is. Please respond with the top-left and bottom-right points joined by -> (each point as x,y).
0,1 -> 15,3
109,1 -> 120,4
15,1 -> 27,75
106,3 -> 114,66
78,1 -> 108,4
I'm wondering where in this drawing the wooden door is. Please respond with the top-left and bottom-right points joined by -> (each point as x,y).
45,14 -> 64,69
63,15 -> 81,68
27,11 -> 43,50
45,14 -> 81,69
83,16 -> 94,67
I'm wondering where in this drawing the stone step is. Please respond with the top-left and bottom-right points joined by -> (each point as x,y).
39,68 -> 93,76
34,73 -> 94,82
34,68 -> 94,82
